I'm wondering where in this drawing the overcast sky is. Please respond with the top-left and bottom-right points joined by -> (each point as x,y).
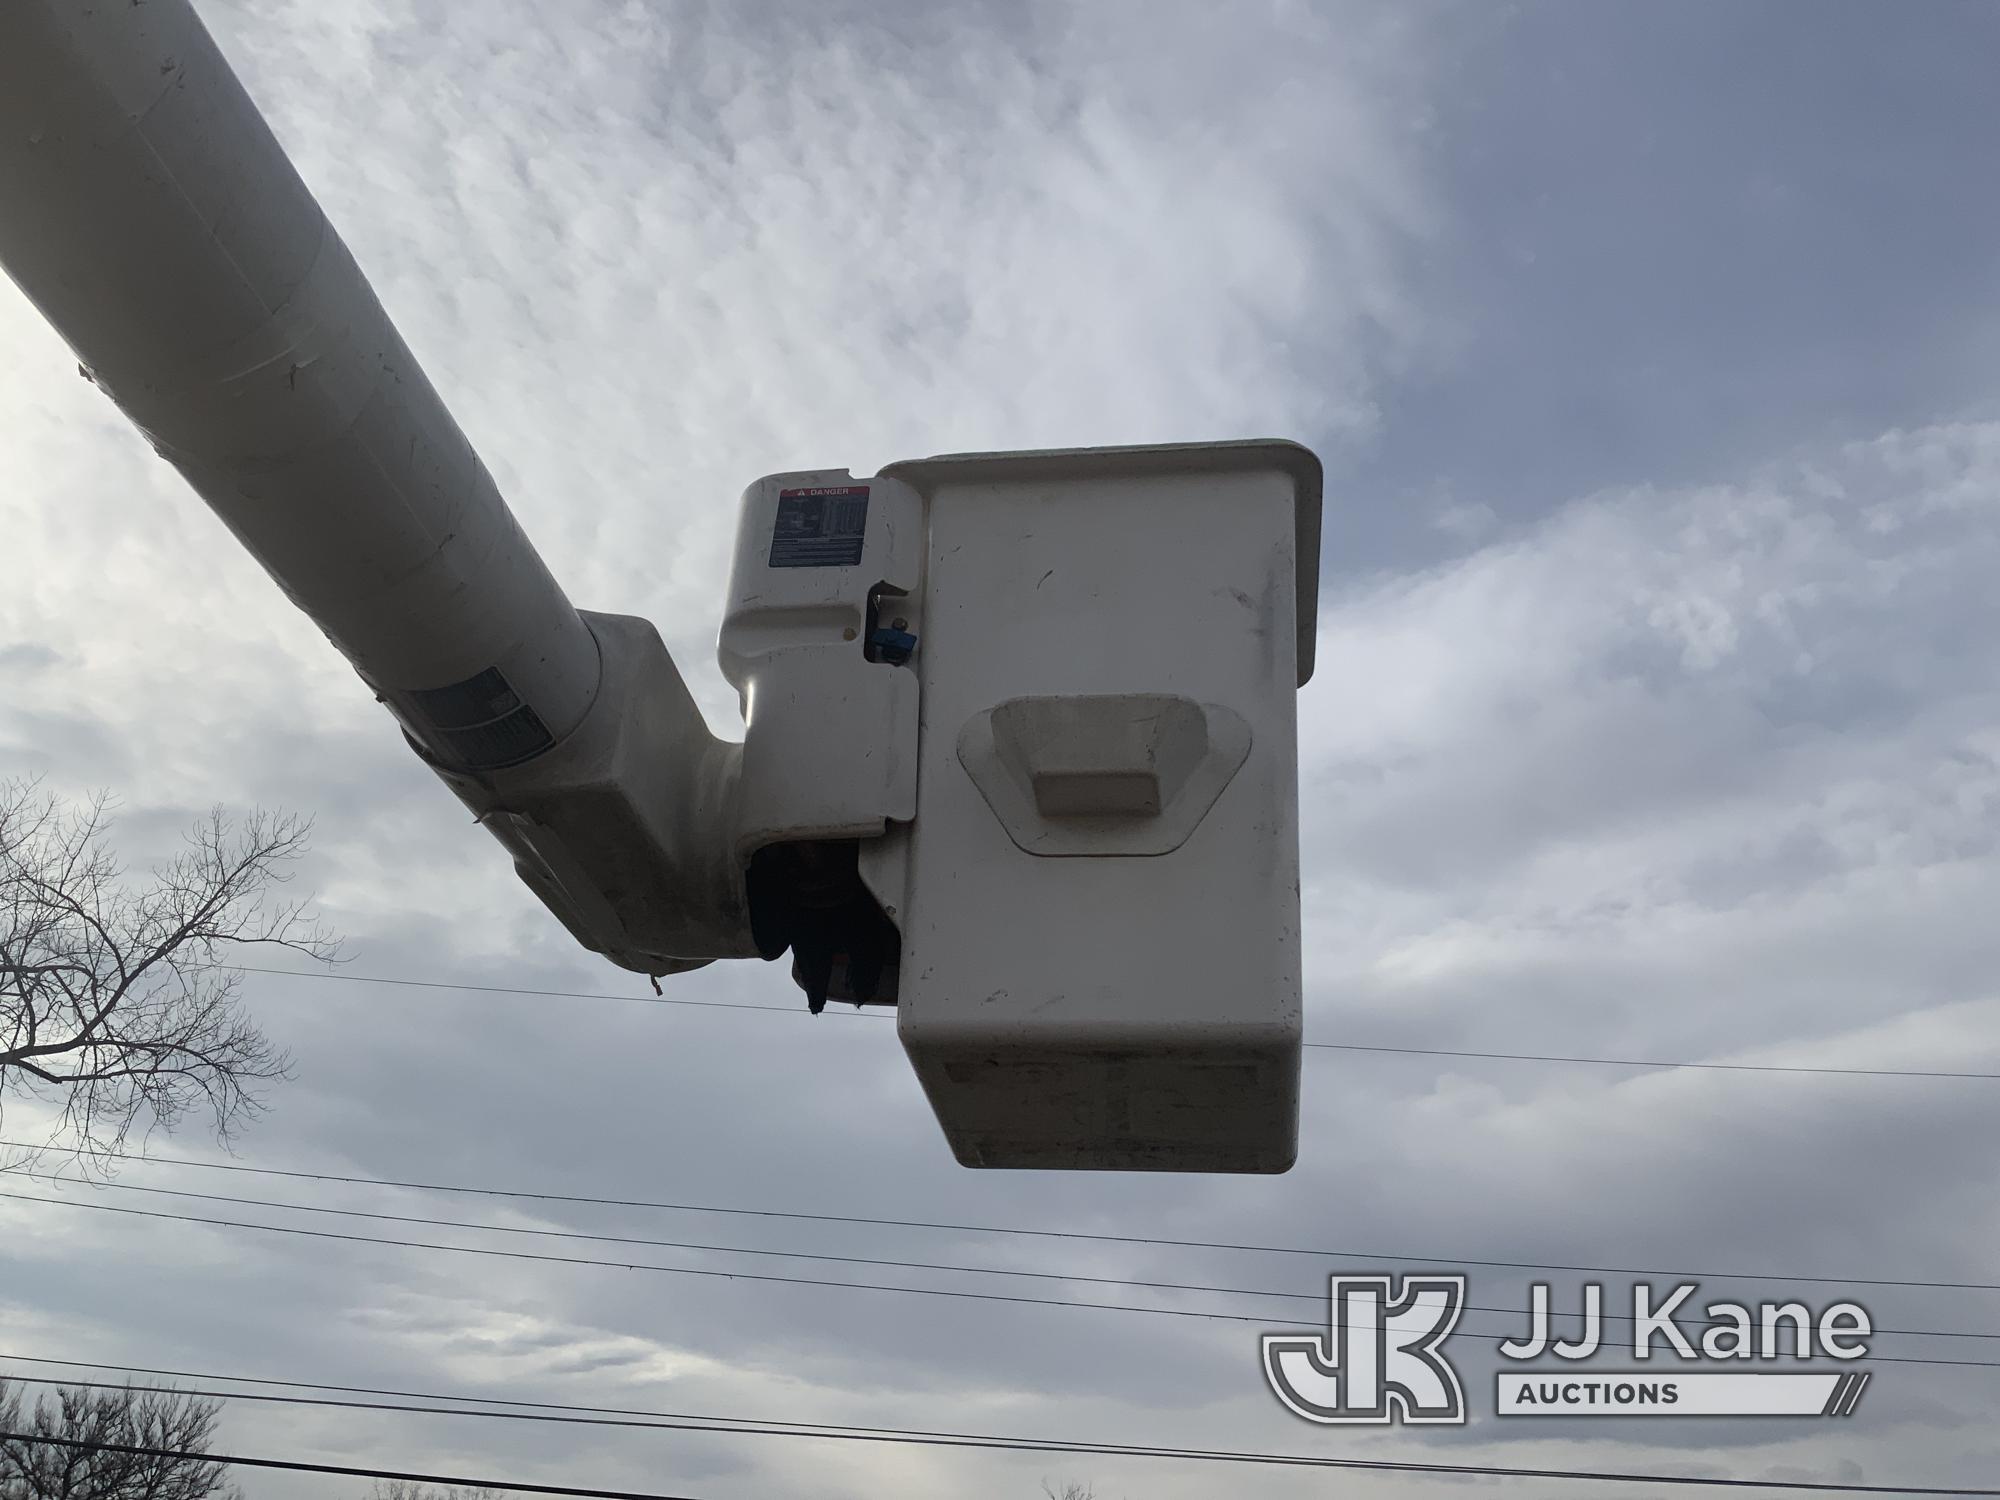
6,0 -> 2000,1495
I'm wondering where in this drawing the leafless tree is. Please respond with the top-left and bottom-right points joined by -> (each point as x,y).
0,777 -> 338,1164
0,1380 -> 239,1500
367,1484 -> 501,1500
1041,1483 -> 1097,1500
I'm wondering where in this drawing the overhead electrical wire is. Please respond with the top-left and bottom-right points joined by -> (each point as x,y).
0,1355 -> 1392,1469
0,1168 -> 1332,1306
0,1364 -> 1769,1482
4,1167 -> 1325,1304
0,1184 -> 1385,1334
3,1420 -> 1998,1495
0,1182 -> 1319,1329
6,1137 -> 1992,1295
228,964 -> 2000,1082
1,986 -> 1989,1498
5,1187 -> 1999,1371
0,1431 -> 713,1500
5,1169 -> 1996,1348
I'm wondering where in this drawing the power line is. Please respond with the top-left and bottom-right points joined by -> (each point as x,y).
1317,1039 -> 2000,1081
8,1354 -> 1560,1476
0,1357 -> 1407,1473
7,1351 -> 1993,1486
9,1169 -> 1998,1347
0,1184 -> 1306,1329
8,1136 -> 1994,1295
230,964 -> 2000,1082
3,1417 -> 1998,1495
0,1363 -> 1814,1484
0,1431 -> 710,1500
6,1187 -> 2000,1371
0,1168 -> 1328,1307
233,964 -> 800,1019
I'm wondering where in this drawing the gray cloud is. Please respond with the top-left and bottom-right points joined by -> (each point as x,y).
6,1 -> 2000,1497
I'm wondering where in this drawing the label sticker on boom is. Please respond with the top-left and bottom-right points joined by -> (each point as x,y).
771,485 -> 869,568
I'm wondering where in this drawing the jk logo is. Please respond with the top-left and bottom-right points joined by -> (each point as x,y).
1263,1274 -> 1468,1425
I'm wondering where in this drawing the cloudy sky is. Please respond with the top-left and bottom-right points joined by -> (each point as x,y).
6,0 -> 2000,1495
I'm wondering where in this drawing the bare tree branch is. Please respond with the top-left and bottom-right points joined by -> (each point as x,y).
0,1380 -> 241,1500
368,1482 -> 504,1500
0,778 -> 340,1172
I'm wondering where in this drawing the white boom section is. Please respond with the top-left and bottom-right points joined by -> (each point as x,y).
0,0 -> 751,973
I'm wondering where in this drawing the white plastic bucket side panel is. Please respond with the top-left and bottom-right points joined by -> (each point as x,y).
719,471 -> 924,852
884,457 -> 1305,1172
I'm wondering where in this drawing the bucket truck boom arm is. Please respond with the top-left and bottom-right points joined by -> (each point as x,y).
0,0 -> 750,975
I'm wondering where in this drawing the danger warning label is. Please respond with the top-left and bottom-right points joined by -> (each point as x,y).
770,486 -> 870,568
